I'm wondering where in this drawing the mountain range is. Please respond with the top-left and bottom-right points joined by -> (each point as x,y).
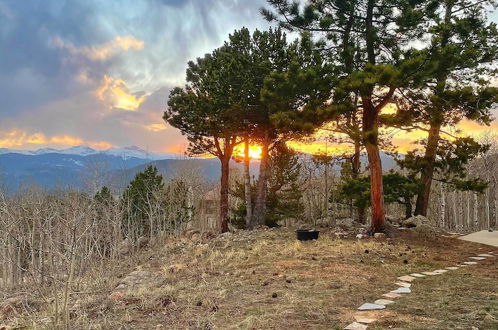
0,145 -> 398,193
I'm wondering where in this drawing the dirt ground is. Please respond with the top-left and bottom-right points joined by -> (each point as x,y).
2,227 -> 498,329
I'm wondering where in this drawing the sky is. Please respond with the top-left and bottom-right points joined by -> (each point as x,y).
0,0 -> 497,155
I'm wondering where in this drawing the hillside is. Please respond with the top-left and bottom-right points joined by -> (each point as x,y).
2,228 -> 497,329
0,146 -> 398,192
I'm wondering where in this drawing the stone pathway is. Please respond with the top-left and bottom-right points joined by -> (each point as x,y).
344,251 -> 496,329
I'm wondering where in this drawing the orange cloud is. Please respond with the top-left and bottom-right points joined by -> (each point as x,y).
0,130 -> 112,150
96,75 -> 146,111
145,123 -> 168,132
53,35 -> 144,61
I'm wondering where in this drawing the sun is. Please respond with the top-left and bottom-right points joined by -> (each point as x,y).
233,144 -> 262,160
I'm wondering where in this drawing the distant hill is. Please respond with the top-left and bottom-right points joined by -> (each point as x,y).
0,145 -> 399,193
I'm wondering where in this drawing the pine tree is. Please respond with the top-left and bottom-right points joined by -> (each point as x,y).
390,0 -> 498,216
121,165 -> 164,240
263,0 -> 431,232
336,172 -> 422,220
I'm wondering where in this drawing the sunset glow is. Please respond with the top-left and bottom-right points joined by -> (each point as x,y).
233,144 -> 263,159
0,1 -> 496,154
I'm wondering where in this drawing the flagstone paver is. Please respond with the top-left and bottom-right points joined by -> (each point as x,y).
433,269 -> 448,274
464,261 -> 478,265
410,273 -> 425,278
395,281 -> 411,288
391,287 -> 411,294
374,299 -> 394,305
382,292 -> 402,299
345,242 -> 494,329
354,316 -> 378,324
358,303 -> 386,311
397,275 -> 416,282
345,322 -> 368,330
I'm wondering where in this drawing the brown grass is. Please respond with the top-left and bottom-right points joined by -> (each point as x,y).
2,228 -> 498,329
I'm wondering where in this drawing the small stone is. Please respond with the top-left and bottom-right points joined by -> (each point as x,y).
478,254 -> 494,257
391,287 -> 411,294
464,261 -> 478,265
358,303 -> 386,311
382,292 -> 402,299
374,299 -> 394,305
395,281 -> 411,288
344,322 -> 368,330
397,275 -> 416,282
469,257 -> 486,260
422,271 -> 440,275
445,267 -> 459,270
374,233 -> 386,240
410,273 -> 425,278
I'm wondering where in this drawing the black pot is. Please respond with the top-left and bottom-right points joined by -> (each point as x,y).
296,229 -> 320,241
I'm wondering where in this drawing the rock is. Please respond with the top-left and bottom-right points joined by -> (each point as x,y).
395,281 -> 411,288
344,322 -> 368,330
373,233 -> 386,240
358,303 -> 386,311
412,224 -> 438,239
117,238 -> 133,256
353,316 -> 378,324
469,257 -> 486,260
463,261 -> 477,265
478,254 -> 494,257
382,292 -> 402,299
112,270 -> 163,294
397,275 -> 416,282
445,267 -> 459,270
402,215 -> 435,228
422,271 -> 440,275
410,273 -> 425,278
137,236 -> 149,249
356,227 -> 368,235
356,234 -> 366,240
391,287 -> 411,294
374,299 -> 394,305
433,269 -> 448,274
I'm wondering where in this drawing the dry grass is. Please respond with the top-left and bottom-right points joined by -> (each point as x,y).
3,228 -> 498,329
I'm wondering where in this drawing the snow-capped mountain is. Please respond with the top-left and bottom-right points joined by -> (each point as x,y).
0,146 -> 180,160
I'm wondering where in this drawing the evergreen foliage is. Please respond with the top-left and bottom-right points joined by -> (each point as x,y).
121,165 -> 164,239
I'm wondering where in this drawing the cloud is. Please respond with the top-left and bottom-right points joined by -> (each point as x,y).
95,75 -> 147,111
0,129 -> 113,150
145,123 -> 168,132
52,35 -> 144,61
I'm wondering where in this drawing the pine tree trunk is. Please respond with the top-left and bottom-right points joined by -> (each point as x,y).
243,137 -> 252,228
351,140 -> 366,224
440,185 -> 446,228
362,100 -> 385,233
219,156 -> 230,233
251,134 -> 270,228
415,124 -> 441,216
